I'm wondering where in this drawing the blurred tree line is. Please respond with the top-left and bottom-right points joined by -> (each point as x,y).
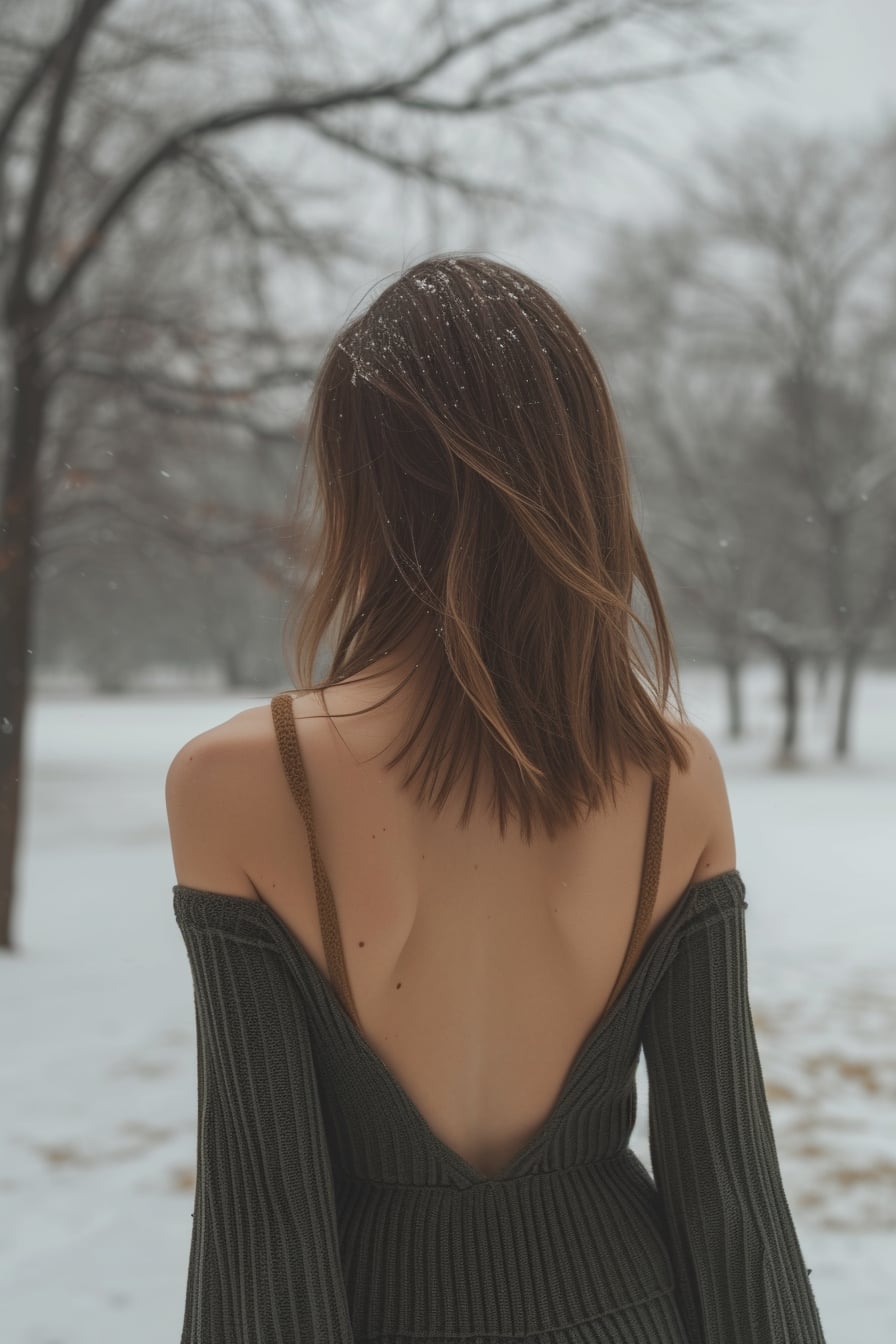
579,118 -> 896,766
1,0 -> 891,947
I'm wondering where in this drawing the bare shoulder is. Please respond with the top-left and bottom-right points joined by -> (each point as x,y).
672,720 -> 737,883
165,704 -> 276,899
166,703 -> 274,780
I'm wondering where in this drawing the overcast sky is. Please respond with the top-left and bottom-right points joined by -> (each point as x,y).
382,0 -> 896,309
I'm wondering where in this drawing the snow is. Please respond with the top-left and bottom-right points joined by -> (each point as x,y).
2,663 -> 894,1341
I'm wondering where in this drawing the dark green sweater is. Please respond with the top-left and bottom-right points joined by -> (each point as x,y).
172,868 -> 825,1342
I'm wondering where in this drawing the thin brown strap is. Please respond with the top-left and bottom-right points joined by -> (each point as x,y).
604,755 -> 671,1013
270,693 -> 361,1029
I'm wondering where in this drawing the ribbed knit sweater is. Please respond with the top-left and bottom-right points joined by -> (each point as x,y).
171,694 -> 826,1342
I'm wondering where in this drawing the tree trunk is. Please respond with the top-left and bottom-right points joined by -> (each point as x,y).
813,651 -> 832,703
775,648 -> 801,768
0,325 -> 45,951
222,643 -> 244,690
833,644 -> 862,759
722,653 -> 744,739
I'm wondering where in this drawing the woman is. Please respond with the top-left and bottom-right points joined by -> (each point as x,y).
166,254 -> 825,1342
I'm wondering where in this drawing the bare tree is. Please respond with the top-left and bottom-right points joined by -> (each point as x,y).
34,179 -> 315,677
579,220 -> 769,742
580,116 -> 896,764
684,117 -> 896,758
0,0 -> 789,947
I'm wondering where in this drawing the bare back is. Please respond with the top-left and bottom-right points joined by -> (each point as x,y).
238,685 -> 730,1179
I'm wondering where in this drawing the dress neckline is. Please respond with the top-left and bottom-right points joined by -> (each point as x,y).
173,866 -> 745,1184
267,690 -> 673,1036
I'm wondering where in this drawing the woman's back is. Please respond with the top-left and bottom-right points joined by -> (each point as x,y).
190,678 -> 730,1181
169,686 -> 825,1342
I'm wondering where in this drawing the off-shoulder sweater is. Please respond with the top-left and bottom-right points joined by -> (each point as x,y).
170,692 -> 825,1342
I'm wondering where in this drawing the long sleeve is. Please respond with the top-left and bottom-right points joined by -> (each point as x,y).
175,895 -> 355,1343
640,884 -> 825,1343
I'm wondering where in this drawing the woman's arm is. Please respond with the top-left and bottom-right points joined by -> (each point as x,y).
641,886 -> 826,1343
175,895 -> 355,1343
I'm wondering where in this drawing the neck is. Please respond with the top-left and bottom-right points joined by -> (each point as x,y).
334,627 -> 437,707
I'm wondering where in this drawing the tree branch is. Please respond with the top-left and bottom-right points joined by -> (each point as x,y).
427,38 -> 781,112
0,0 -> 111,159
60,354 -> 316,400
5,0 -> 116,323
39,0 -> 758,313
304,112 -> 528,206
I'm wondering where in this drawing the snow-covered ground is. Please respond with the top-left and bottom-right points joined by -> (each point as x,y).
2,660 -> 894,1342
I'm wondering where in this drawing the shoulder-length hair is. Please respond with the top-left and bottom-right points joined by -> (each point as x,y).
281,252 -> 692,843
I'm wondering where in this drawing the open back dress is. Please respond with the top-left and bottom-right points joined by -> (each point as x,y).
171,692 -> 826,1343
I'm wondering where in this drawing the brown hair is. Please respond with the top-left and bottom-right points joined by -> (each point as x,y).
281,252 -> 692,843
